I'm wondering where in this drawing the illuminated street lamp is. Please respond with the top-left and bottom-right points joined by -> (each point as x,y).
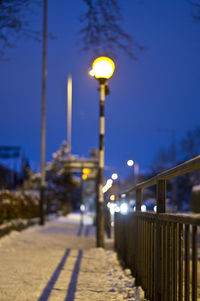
107,178 -> 113,186
103,178 -> 113,193
111,173 -> 118,180
110,194 -> 116,201
89,56 -> 115,247
127,159 -> 139,185
127,159 -> 134,167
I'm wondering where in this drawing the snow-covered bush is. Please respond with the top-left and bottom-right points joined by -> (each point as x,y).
0,190 -> 39,224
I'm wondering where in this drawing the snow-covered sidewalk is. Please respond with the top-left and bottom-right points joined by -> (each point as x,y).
0,213 -> 146,301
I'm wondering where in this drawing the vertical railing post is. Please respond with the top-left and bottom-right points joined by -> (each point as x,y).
126,193 -> 131,267
185,224 -> 190,301
156,179 -> 166,300
178,224 -> 183,301
157,179 -> 166,214
192,225 -> 197,301
135,188 -> 142,285
136,188 -> 142,212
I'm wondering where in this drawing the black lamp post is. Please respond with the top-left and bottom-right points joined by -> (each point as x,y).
89,57 -> 115,247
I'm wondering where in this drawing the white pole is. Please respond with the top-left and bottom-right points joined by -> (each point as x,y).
67,75 -> 72,154
134,162 -> 139,185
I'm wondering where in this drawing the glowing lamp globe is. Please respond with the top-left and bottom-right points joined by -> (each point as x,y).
90,57 -> 115,80
127,160 -> 134,167
111,173 -> 118,180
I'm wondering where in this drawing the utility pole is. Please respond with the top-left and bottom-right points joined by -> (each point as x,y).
40,0 -> 48,226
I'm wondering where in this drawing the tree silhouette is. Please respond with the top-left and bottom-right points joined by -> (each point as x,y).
0,0 -> 41,59
80,0 -> 144,59
190,0 -> 200,21
0,0 -> 144,60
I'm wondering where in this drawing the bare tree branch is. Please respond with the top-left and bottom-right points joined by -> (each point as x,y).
0,0 -> 41,59
79,0 -> 145,59
189,0 -> 200,21
0,1 -> 144,60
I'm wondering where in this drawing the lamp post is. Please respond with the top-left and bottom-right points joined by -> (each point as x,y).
40,0 -> 48,225
111,173 -> 118,180
89,57 -> 115,247
127,159 -> 139,185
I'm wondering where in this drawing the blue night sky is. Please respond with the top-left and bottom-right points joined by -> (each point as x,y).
0,0 -> 200,179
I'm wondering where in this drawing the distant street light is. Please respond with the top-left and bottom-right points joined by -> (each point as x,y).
127,159 -> 134,167
107,178 -> 113,186
111,173 -> 118,180
127,159 -> 139,185
110,194 -> 116,201
89,56 -> 115,248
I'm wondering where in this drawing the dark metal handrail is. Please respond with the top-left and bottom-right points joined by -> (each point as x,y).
135,211 -> 200,226
123,155 -> 200,195
114,156 -> 200,301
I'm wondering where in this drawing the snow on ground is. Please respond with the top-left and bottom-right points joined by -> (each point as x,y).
0,213 -> 147,301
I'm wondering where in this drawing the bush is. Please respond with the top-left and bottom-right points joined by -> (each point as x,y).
0,190 -> 39,224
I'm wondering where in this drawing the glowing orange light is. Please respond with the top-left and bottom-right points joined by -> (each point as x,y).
82,174 -> 87,180
82,168 -> 91,175
110,194 -> 115,201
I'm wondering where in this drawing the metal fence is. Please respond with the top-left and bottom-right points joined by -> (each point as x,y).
114,155 -> 200,301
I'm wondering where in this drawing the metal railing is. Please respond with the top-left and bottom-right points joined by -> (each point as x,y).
114,155 -> 200,301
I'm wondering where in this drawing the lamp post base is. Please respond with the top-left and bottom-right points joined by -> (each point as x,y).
96,201 -> 105,248
39,186 -> 45,226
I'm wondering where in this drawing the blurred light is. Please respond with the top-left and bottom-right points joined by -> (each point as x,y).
110,203 -> 116,215
111,173 -> 118,180
154,205 -> 157,212
115,206 -> 120,213
89,69 -> 95,77
129,199 -> 136,205
127,159 -> 134,167
121,194 -> 126,198
90,57 -> 115,79
141,205 -> 147,212
120,202 -> 128,215
80,204 -> 85,212
107,202 -> 111,208
103,178 -> 113,193
107,179 -> 113,186
82,168 -> 91,175
133,206 -> 136,212
82,174 -> 87,180
103,186 -> 108,193
110,194 -> 115,201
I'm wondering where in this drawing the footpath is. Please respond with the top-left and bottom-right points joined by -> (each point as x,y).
0,213 -> 147,301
